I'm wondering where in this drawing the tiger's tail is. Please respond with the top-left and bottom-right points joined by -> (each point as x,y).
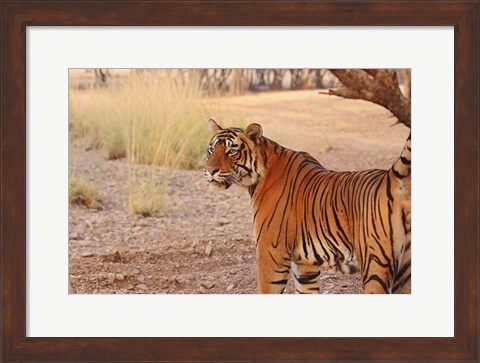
390,132 -> 411,180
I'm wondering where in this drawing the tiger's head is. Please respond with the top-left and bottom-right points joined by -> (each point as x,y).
204,119 -> 265,190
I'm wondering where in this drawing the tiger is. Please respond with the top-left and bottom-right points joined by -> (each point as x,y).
204,119 -> 411,294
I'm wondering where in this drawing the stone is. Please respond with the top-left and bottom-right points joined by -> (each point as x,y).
107,273 -> 116,284
205,242 -> 213,257
226,284 -> 235,291
80,251 -> 95,258
217,218 -> 230,226
116,274 -> 125,281
201,281 -> 215,289
137,219 -> 149,227
101,250 -> 122,263
136,283 -> 148,291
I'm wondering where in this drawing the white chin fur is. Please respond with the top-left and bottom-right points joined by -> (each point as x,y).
208,180 -> 232,190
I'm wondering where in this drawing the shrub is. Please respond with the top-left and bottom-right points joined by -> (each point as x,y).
69,176 -> 103,209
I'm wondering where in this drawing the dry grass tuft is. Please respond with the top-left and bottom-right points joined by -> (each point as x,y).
69,176 -> 103,209
127,168 -> 168,217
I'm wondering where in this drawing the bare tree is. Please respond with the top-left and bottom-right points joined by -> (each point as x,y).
268,69 -> 286,90
94,68 -> 111,87
327,69 -> 411,128
289,69 -> 305,90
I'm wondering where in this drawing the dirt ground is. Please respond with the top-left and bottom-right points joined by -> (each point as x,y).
69,90 -> 410,294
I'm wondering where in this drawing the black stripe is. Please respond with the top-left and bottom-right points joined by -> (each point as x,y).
391,165 -> 405,179
270,279 -> 289,285
364,274 -> 390,293
294,270 -> 321,284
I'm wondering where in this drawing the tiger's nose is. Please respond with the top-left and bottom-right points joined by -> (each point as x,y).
205,167 -> 219,176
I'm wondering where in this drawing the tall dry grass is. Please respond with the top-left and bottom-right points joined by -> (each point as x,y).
69,70 -> 210,169
69,70 -> 247,216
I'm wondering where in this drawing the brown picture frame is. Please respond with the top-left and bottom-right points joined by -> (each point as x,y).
1,1 -> 478,361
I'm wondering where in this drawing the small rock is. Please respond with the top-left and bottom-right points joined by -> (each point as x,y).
107,273 -> 116,284
69,232 -> 79,240
81,251 -> 95,258
217,218 -> 230,226
205,242 -> 213,257
136,283 -> 148,291
131,269 -> 140,275
236,256 -> 243,263
127,285 -> 135,290
137,219 -> 149,227
226,284 -> 235,291
200,281 -> 215,289
78,240 -> 92,246
101,251 -> 123,263
116,274 -> 125,281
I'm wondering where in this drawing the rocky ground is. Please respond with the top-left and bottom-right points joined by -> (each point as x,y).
69,90 -> 410,294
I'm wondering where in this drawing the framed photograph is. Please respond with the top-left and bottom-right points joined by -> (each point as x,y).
1,1 -> 478,362
68,67 -> 410,296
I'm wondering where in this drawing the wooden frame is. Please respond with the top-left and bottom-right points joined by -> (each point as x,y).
1,1 -> 478,361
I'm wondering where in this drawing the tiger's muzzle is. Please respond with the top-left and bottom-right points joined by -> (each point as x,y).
204,167 -> 233,189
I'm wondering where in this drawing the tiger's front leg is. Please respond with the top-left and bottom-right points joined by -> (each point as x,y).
256,242 -> 292,294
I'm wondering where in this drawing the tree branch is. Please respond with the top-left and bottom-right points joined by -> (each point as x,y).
328,69 -> 411,128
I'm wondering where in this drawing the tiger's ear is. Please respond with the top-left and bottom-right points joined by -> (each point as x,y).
208,118 -> 222,132
245,123 -> 263,143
